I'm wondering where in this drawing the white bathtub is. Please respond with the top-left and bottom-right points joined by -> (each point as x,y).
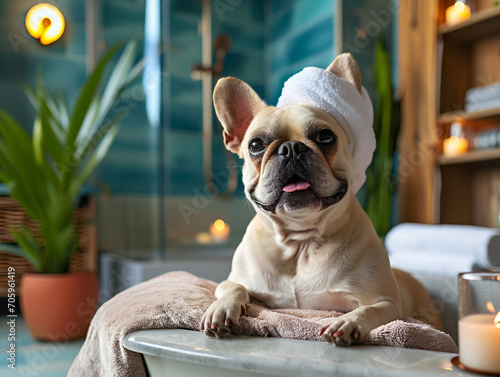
121,274 -> 461,376
122,329 -> 460,377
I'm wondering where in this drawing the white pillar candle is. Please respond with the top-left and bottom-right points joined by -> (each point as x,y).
459,313 -> 500,374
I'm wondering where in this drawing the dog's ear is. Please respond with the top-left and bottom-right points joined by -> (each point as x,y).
326,53 -> 362,93
213,77 -> 266,154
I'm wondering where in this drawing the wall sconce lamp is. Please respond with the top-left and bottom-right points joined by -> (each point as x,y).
25,3 -> 65,45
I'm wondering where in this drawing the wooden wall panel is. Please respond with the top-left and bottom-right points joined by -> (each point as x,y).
472,36 -> 500,87
398,0 -> 438,224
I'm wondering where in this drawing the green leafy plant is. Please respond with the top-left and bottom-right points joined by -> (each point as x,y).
365,38 -> 401,239
0,41 -> 142,273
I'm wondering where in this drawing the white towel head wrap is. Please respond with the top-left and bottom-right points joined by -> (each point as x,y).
276,67 -> 375,194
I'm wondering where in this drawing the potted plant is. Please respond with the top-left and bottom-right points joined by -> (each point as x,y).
0,41 -> 142,341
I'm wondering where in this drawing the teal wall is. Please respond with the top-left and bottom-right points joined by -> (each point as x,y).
341,0 -> 397,207
0,0 -> 156,195
93,1 -> 157,195
267,0 -> 335,104
0,0 -> 397,198
342,0 -> 397,111
0,0 -> 87,129
163,0 -> 265,195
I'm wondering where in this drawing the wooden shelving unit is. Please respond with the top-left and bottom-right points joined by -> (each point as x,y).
438,6 -> 500,42
435,1 -> 500,227
438,107 -> 500,124
437,148 -> 500,166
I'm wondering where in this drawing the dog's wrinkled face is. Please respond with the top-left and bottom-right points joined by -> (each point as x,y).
240,105 -> 352,215
213,53 -> 362,216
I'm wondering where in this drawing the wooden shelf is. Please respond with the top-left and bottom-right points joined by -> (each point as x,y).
437,148 -> 500,165
438,107 -> 500,124
438,6 -> 500,43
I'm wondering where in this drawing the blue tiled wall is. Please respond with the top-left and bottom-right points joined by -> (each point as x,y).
0,0 -> 157,195
341,0 -> 396,206
93,0 -> 158,195
0,0 -> 87,129
266,0 -> 396,205
342,0 -> 396,110
164,0 -> 265,195
267,0 -> 335,105
0,0 -> 396,199
267,0 -> 395,114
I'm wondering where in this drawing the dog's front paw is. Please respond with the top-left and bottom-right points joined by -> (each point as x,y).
319,315 -> 364,346
201,299 -> 246,338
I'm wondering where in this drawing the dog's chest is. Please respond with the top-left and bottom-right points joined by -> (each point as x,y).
251,264 -> 359,313
294,288 -> 358,312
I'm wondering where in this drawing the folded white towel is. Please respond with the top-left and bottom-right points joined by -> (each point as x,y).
389,252 -> 479,277
465,82 -> 500,105
276,67 -> 375,194
465,97 -> 500,112
385,223 -> 500,271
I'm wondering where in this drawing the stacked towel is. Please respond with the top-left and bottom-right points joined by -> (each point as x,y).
386,223 -> 500,277
473,127 -> 500,150
276,67 -> 375,194
465,82 -> 500,112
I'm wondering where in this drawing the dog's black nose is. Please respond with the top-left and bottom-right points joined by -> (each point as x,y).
277,141 -> 307,161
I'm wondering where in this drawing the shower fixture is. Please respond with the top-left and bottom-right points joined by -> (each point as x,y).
192,0 -> 238,199
191,33 -> 231,78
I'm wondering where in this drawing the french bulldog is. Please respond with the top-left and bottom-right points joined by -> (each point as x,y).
201,53 -> 441,346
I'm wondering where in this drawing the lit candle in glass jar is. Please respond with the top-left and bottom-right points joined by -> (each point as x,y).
443,122 -> 468,156
445,1 -> 471,26
458,273 -> 500,374
443,136 -> 468,156
459,305 -> 500,374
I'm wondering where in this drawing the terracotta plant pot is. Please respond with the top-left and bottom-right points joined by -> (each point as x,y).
20,272 -> 99,342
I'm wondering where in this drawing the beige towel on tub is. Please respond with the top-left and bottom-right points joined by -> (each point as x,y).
68,271 -> 458,377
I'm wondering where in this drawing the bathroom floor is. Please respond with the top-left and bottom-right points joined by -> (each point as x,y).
0,317 -> 83,376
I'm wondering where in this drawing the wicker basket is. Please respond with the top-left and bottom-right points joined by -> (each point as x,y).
0,196 -> 97,297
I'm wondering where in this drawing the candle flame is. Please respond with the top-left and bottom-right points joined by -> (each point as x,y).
495,312 -> 500,326
454,1 -> 465,12
486,301 -> 496,313
213,219 -> 226,231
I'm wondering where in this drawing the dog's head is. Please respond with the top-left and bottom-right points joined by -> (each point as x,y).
214,54 -> 364,216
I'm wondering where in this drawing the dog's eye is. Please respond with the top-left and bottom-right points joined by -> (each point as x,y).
249,138 -> 267,154
315,129 -> 336,145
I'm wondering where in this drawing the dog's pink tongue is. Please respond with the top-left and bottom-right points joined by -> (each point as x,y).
283,181 -> 311,193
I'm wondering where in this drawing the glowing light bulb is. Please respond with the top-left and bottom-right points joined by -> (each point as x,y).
25,3 -> 65,45
214,219 -> 226,231
209,219 -> 230,243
